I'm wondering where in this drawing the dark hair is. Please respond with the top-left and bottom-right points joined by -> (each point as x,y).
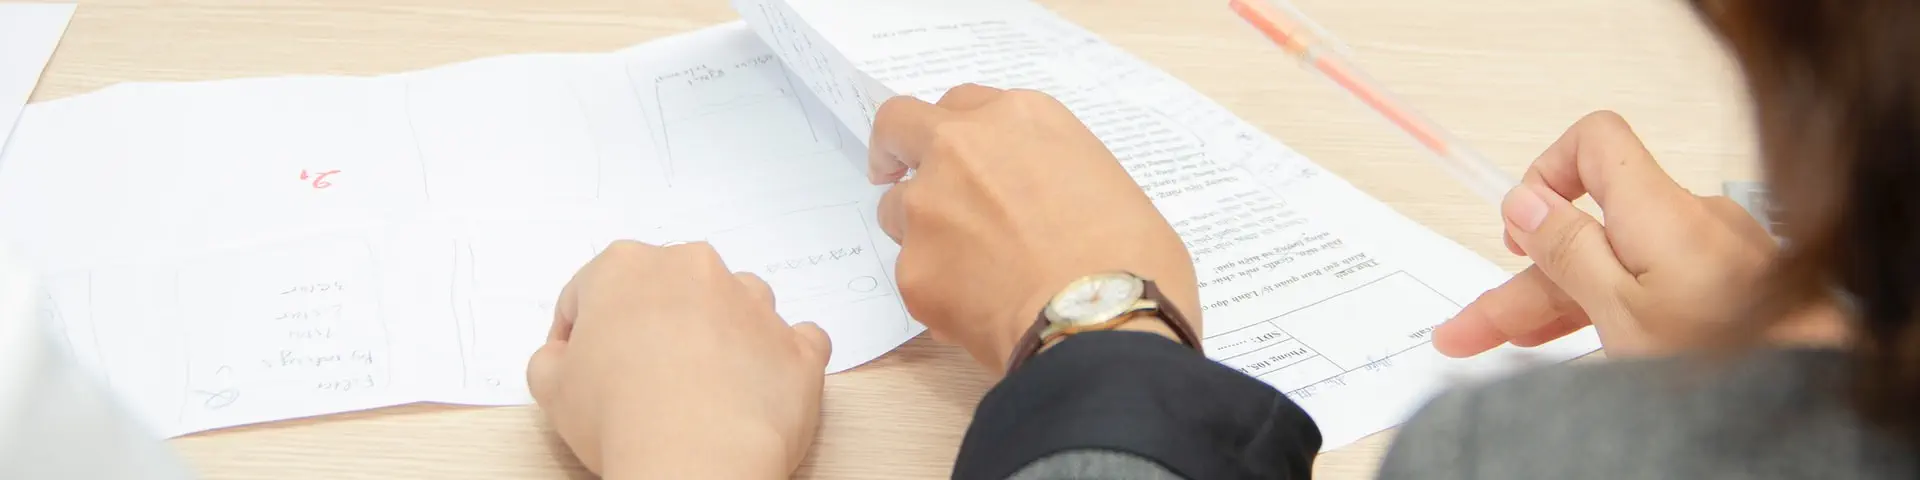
1686,0 -> 1920,445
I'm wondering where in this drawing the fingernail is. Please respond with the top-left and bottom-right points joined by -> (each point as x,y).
1502,185 -> 1549,233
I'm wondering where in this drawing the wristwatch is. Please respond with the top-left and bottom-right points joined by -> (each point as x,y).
1004,271 -> 1203,372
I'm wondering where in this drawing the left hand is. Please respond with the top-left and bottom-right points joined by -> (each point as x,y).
526,241 -> 833,479
1431,111 -> 1829,358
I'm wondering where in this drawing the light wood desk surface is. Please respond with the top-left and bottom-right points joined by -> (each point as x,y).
28,0 -> 1754,478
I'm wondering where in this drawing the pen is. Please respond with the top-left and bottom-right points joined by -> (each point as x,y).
1228,0 -> 1518,205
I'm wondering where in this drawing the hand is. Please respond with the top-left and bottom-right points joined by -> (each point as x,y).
1433,111 -> 1838,358
867,84 -> 1200,373
526,241 -> 832,478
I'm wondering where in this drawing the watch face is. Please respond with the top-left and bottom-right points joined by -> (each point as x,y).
1045,273 -> 1145,326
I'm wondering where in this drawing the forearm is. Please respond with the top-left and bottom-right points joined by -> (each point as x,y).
956,331 -> 1322,480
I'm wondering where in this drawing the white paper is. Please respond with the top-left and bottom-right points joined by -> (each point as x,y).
737,0 -> 1602,450
3,0 -> 1598,446
0,22 -> 919,436
0,3 -> 74,153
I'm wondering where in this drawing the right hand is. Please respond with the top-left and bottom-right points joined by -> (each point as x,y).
867,84 -> 1200,373
1432,111 -> 1834,358
526,241 -> 832,478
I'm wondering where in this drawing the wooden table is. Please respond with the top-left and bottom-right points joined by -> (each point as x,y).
28,0 -> 1754,478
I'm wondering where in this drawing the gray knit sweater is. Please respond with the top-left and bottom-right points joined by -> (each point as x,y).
1011,348 -> 1917,479
1378,348 -> 1915,479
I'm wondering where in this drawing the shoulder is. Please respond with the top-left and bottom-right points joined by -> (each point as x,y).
1440,348 -> 1850,424
1009,450 -> 1183,480
1381,348 -> 1913,479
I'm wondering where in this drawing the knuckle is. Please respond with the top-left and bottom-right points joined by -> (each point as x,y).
665,241 -> 730,277
1576,110 -> 1646,150
600,240 -> 657,263
941,82 -> 991,100
898,183 -> 930,218
666,240 -> 721,260
1538,218 -> 1604,273
878,189 -> 907,234
891,251 -> 947,329
1001,89 -> 1066,116
1002,88 -> 1057,105
939,84 -> 973,101
875,95 -> 917,118
1579,110 -> 1633,133
927,121 -> 975,156
894,254 -> 933,303
733,272 -> 775,299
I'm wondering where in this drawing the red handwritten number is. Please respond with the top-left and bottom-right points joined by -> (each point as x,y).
300,169 -> 341,189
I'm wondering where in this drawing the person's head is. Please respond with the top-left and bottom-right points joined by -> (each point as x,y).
1686,0 -> 1920,444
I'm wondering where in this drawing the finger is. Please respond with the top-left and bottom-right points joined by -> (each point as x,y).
934,83 -> 1004,111
1506,111 -> 1659,258
526,341 -> 567,408
1522,110 -> 1687,208
735,272 -> 776,308
1510,311 -> 1593,348
1523,111 -> 1709,273
1432,265 -> 1580,357
792,321 -> 834,370
877,180 -> 910,243
549,274 -> 580,342
867,96 -> 949,184
1502,182 -> 1638,318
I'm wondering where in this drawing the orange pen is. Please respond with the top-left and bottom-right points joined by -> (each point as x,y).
1229,0 -> 1517,204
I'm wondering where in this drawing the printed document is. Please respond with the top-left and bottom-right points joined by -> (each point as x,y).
0,0 -> 1597,448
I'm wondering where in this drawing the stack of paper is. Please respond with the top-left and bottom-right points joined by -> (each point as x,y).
0,0 -> 1598,449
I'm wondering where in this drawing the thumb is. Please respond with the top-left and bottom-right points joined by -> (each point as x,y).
792,322 -> 834,370
1502,183 -> 1637,315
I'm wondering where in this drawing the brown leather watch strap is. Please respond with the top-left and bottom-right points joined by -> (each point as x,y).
1140,279 -> 1204,350
1004,313 -> 1053,373
1004,279 -> 1202,373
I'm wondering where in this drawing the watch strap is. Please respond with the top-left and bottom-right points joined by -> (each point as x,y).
1004,279 -> 1202,373
1005,312 -> 1053,373
1142,279 -> 1204,351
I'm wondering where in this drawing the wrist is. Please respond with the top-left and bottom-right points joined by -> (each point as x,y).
976,283 -> 1067,372
602,418 -> 791,480
992,271 -> 1199,371
1038,311 -> 1181,353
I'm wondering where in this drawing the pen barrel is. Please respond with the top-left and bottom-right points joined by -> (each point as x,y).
1234,0 -> 1518,205
1301,46 -> 1517,205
